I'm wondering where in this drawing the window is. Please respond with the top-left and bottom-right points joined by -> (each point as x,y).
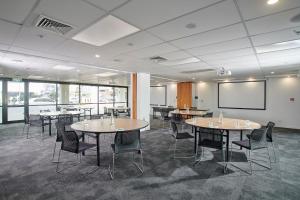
80,85 -> 98,103
0,81 -> 2,123
114,87 -> 127,104
57,84 -> 79,104
99,86 -> 113,103
29,82 -> 56,114
7,81 -> 24,121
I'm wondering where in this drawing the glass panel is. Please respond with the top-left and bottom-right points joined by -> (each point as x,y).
29,82 -> 56,105
0,107 -> 2,123
8,81 -> 24,105
29,105 -> 57,114
99,86 -> 113,103
114,102 -> 127,108
0,81 -> 2,106
57,84 -> 79,104
99,103 -> 113,114
80,104 -> 98,115
8,107 -> 24,121
80,85 -> 98,103
114,87 -> 127,103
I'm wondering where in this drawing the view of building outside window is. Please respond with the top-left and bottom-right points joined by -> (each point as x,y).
7,81 -> 24,121
57,84 -> 79,104
114,88 -> 127,103
80,85 -> 98,103
99,86 -> 113,103
29,82 -> 56,114
0,81 -> 2,123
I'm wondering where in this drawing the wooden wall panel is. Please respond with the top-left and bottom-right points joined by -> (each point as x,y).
177,82 -> 192,109
131,73 -> 137,119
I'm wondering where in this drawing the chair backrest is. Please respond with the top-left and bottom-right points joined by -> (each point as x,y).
66,107 -> 77,111
160,110 -> 169,120
203,112 -> 213,118
171,113 -> 183,123
249,128 -> 268,150
61,129 -> 79,153
57,114 -> 73,125
198,128 -> 223,149
190,107 -> 197,110
266,121 -> 275,142
114,130 -> 141,153
170,121 -> 178,136
90,114 -> 102,119
28,114 -> 42,126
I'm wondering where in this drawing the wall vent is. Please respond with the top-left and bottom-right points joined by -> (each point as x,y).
181,69 -> 215,74
35,15 -> 73,35
150,56 -> 167,63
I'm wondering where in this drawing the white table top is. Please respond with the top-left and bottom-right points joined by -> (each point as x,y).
40,111 -> 81,117
71,118 -> 149,134
185,117 -> 261,131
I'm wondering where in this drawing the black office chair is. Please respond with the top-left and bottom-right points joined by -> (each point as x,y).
24,114 -> 46,139
196,127 -> 225,170
171,121 -> 194,159
230,128 -> 271,174
159,110 -> 170,128
203,112 -> 213,118
109,130 -> 143,179
56,124 -> 96,173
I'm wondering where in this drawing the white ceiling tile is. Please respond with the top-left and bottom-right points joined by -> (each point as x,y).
206,55 -> 258,65
0,20 -> 21,45
237,0 -> 300,20
113,0 -> 222,29
96,31 -> 163,58
170,23 -> 247,49
85,0 -> 128,11
201,48 -> 255,62
34,0 -> 105,29
125,43 -> 178,59
258,48 -> 300,67
13,27 -> 66,52
148,0 -> 241,41
246,8 -> 300,35
187,37 -> 252,56
251,27 -> 300,46
0,43 -> 10,50
0,0 -> 37,24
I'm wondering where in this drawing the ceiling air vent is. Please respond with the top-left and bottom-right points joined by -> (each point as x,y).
150,56 -> 167,63
181,69 -> 215,74
35,15 -> 73,35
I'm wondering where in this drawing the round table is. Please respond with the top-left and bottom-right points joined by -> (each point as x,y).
71,118 -> 149,166
40,111 -> 81,136
170,110 -> 207,117
185,117 -> 261,162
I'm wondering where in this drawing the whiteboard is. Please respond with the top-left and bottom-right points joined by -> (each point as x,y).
150,86 -> 166,105
218,81 -> 266,110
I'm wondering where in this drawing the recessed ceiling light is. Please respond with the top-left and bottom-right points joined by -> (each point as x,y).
95,72 -> 118,77
53,65 -> 75,71
192,77 -> 195,80
76,69 -> 80,72
95,54 -> 100,58
128,42 -> 134,46
0,73 -> 4,76
12,59 -> 23,63
28,75 -> 44,79
72,15 -> 140,47
267,0 -> 279,5
271,71 -> 275,74
185,23 -> 196,29
159,57 -> 200,66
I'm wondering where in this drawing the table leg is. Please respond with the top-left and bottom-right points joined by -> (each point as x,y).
226,130 -> 229,162
240,130 -> 243,150
194,126 -> 197,153
89,109 -> 91,119
49,117 -> 51,136
96,134 -> 100,166
82,133 -> 85,156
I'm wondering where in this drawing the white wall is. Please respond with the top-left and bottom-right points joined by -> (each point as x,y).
136,73 -> 150,130
166,83 -> 177,107
194,77 -> 300,129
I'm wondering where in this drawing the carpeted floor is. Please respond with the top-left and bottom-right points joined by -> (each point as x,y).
0,118 -> 299,200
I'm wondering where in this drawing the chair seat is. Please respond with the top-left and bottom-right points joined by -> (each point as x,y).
232,140 -> 251,149
111,144 -> 140,154
78,142 -> 96,153
176,132 -> 194,139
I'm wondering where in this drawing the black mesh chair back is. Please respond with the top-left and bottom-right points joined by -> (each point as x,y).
61,129 -> 80,153
171,121 -> 178,136
250,128 -> 268,150
28,114 -> 43,126
160,110 -> 170,120
198,128 -> 223,149
58,114 -> 73,125
90,114 -> 102,119
66,107 -> 77,111
266,121 -> 275,142
171,113 -> 183,123
203,112 -> 213,118
114,130 -> 141,154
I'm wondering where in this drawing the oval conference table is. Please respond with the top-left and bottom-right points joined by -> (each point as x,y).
71,118 -> 149,166
185,117 -> 261,164
170,110 -> 207,118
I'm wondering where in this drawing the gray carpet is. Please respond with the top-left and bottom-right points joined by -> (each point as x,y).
0,120 -> 299,200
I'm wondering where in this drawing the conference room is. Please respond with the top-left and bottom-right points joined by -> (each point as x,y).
0,0 -> 299,199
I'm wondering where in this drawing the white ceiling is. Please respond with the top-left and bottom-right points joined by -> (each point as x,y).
0,0 -> 300,84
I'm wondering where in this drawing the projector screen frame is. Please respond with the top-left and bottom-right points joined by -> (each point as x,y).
218,80 -> 266,110
150,85 -> 167,106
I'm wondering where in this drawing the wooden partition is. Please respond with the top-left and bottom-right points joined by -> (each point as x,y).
131,73 -> 137,119
177,82 -> 192,109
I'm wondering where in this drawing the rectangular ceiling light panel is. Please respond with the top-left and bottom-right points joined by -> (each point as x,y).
95,72 -> 118,77
53,65 -> 75,70
256,39 -> 300,53
72,15 -> 140,46
159,57 -> 200,66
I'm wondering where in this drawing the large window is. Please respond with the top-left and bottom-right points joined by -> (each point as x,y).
0,79 -> 128,123
29,82 -> 56,114
7,81 -> 24,121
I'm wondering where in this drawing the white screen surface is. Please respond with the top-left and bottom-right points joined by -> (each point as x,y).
218,81 -> 266,110
150,86 -> 166,105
